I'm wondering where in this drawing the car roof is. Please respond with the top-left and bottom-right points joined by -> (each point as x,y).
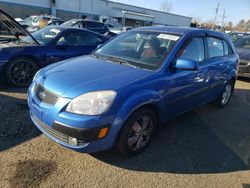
133,26 -> 228,38
44,25 -> 108,38
65,19 -> 104,24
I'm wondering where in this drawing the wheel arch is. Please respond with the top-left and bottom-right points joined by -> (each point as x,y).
113,90 -> 163,145
7,55 -> 42,68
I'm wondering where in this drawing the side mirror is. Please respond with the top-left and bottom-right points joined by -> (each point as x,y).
173,58 -> 198,71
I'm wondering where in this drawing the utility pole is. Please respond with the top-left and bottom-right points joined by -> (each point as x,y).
212,2 -> 220,30
220,9 -> 227,31
79,0 -> 81,18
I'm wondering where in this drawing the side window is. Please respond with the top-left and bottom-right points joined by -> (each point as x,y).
206,37 -> 224,58
226,42 -> 234,54
57,32 -> 84,46
78,32 -> 101,46
223,40 -> 229,55
179,37 -> 205,62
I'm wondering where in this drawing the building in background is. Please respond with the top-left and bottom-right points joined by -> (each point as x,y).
0,0 -> 192,27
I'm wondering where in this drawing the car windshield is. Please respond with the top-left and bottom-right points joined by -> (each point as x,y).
234,37 -> 250,49
23,27 -> 62,45
94,31 -> 181,70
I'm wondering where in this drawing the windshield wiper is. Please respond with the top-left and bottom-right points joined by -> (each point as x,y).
106,56 -> 138,69
91,53 -> 141,69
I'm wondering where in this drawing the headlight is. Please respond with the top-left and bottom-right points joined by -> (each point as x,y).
66,91 -> 117,115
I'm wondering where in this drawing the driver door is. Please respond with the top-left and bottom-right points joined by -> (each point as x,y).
45,31 -> 99,65
167,36 -> 209,116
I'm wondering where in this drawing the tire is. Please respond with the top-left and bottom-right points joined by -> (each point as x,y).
214,80 -> 234,108
116,108 -> 157,157
5,57 -> 38,87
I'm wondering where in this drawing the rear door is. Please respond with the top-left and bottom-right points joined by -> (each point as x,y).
203,36 -> 229,99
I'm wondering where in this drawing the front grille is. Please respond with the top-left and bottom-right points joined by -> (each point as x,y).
33,115 -> 86,146
34,84 -> 59,105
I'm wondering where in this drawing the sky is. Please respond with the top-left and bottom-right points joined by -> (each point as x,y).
112,0 -> 250,24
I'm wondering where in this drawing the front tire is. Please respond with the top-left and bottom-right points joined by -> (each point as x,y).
214,80 -> 234,108
5,57 -> 38,87
116,108 -> 157,157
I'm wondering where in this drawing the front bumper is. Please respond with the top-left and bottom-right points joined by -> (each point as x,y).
28,83 -> 121,153
237,60 -> 250,78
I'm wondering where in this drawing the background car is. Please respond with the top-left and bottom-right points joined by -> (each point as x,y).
228,32 -> 250,42
28,27 -> 238,157
26,15 -> 62,33
26,20 -> 65,33
62,19 -> 112,36
0,10 -> 109,87
235,36 -> 250,78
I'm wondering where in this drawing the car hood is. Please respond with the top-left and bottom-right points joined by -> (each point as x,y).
236,47 -> 250,61
0,9 -> 38,45
37,56 -> 152,98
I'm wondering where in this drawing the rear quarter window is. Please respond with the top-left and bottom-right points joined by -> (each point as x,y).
223,40 -> 234,55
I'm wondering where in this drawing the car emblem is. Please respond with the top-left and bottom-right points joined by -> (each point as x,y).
39,91 -> 46,99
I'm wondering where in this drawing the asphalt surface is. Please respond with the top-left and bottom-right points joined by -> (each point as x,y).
0,79 -> 250,188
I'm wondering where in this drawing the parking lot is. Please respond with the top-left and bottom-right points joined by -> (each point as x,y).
0,78 -> 249,188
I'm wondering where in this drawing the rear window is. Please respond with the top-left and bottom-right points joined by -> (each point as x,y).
206,37 -> 224,58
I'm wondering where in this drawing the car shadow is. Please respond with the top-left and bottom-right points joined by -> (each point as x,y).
0,91 -> 41,152
0,83 -> 28,94
238,77 -> 250,83
92,88 -> 250,174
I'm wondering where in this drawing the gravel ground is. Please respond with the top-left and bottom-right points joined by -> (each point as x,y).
0,79 -> 250,188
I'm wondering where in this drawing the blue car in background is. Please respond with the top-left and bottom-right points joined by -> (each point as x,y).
0,9 -> 108,87
28,26 -> 238,156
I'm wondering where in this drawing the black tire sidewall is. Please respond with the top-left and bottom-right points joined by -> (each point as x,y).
116,108 -> 157,157
5,57 -> 38,87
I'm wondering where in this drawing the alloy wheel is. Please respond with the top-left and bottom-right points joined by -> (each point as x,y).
128,115 -> 154,151
222,84 -> 232,105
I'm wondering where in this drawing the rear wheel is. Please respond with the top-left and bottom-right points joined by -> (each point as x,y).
214,80 -> 234,108
5,57 -> 38,87
116,108 -> 157,157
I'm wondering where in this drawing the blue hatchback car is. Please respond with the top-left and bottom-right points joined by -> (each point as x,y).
28,26 -> 239,156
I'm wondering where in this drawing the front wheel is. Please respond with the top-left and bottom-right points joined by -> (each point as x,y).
214,81 -> 234,108
5,57 -> 38,87
116,108 -> 157,157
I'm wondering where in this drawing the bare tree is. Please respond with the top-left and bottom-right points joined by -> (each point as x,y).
160,1 -> 173,13
225,21 -> 233,31
191,16 -> 203,24
246,20 -> 250,31
236,19 -> 246,31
